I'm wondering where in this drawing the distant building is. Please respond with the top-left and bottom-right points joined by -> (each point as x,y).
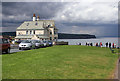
15,14 -> 58,41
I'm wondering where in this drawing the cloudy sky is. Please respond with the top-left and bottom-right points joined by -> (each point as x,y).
1,0 -> 119,37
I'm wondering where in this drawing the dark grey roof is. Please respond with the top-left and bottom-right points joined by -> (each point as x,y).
17,20 -> 55,30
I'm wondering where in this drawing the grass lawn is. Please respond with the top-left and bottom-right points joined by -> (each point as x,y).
2,45 -> 118,79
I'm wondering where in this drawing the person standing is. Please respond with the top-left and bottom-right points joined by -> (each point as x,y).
100,42 -> 102,47
112,43 -> 114,48
109,42 -> 111,48
90,43 -> 93,46
96,43 -> 98,47
79,43 -> 81,45
114,44 -> 116,48
106,42 -> 108,47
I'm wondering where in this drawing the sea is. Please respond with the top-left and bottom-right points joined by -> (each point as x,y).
58,37 -> 120,47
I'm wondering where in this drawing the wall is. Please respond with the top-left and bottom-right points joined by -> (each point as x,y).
35,30 -> 44,35
16,31 -> 26,35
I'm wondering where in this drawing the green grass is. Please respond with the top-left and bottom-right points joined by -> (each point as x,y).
2,45 -> 118,79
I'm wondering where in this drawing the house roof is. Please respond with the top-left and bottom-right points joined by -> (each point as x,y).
17,20 -> 55,30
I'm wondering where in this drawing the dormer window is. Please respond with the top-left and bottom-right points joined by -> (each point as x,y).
27,23 -> 29,26
35,23 -> 38,25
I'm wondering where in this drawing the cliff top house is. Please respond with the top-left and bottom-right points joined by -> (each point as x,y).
15,14 -> 58,41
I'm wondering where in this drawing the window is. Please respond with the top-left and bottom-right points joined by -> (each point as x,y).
33,30 -> 35,34
30,30 -> 32,34
54,30 -> 57,34
35,23 -> 38,25
26,30 -> 28,34
50,31 -> 52,35
48,24 -> 50,27
54,30 -> 56,34
50,37 -> 52,40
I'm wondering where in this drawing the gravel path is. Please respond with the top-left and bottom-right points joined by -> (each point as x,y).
114,57 -> 120,80
10,44 -> 24,53
10,49 -> 23,53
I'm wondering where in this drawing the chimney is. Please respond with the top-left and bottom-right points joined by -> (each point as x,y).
33,13 -> 36,21
37,16 -> 40,21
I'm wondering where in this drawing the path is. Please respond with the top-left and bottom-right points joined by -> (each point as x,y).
114,56 -> 120,80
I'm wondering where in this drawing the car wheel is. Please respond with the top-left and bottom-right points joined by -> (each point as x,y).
6,48 -> 10,54
29,47 -> 31,50
19,47 -> 21,50
29,46 -> 32,50
34,46 -> 36,49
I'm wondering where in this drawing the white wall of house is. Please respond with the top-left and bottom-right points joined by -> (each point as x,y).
49,28 -> 54,35
35,30 -> 44,35
16,31 -> 26,35
31,35 -> 39,40
16,30 -> 45,35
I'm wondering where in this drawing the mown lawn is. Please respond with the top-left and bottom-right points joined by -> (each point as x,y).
2,45 -> 118,79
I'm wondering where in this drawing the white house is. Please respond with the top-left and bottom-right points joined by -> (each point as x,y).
15,14 -> 58,41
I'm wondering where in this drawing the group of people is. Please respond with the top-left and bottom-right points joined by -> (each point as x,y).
77,42 -> 118,48
95,42 -> 117,48
86,42 -> 93,46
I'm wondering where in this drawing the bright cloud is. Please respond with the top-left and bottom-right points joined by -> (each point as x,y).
53,2 -> 118,24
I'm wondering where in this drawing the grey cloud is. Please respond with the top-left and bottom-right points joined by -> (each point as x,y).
2,2 -> 67,27
2,21 -> 22,27
1,2 -> 118,37
61,22 -> 118,28
2,2 -> 65,19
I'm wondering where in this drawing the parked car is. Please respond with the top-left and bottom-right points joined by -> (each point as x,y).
31,40 -> 41,48
31,40 -> 44,48
43,40 -> 49,47
19,40 -> 35,50
40,41 -> 44,47
48,41 -> 53,46
0,37 -> 10,54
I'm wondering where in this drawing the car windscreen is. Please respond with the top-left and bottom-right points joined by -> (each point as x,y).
35,41 -> 40,43
21,40 -> 31,43
31,40 -> 39,43
0,39 -> 9,44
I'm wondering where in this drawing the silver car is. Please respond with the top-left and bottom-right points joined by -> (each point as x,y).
19,40 -> 35,50
31,40 -> 44,48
